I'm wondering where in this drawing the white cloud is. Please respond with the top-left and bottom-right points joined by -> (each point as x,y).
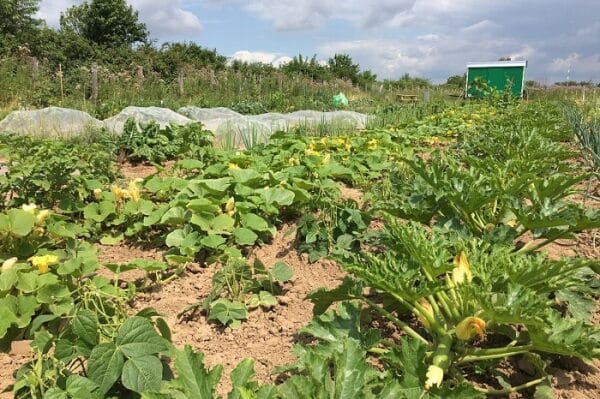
244,0 -> 415,31
37,0 -> 202,37
37,0 -> 78,27
229,50 -> 278,64
229,51 -> 294,68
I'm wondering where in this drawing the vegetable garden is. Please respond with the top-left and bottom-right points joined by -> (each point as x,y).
0,96 -> 599,398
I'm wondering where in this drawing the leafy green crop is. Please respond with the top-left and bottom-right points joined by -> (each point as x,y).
317,219 -> 600,395
182,256 -> 293,328
0,134 -> 118,211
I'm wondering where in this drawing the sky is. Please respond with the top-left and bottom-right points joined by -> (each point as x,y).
37,0 -> 600,84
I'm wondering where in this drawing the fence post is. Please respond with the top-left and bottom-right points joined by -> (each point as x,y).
136,65 -> 144,84
177,69 -> 185,97
91,63 -> 98,103
58,63 -> 64,104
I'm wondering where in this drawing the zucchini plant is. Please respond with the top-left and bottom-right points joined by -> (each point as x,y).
311,219 -> 600,396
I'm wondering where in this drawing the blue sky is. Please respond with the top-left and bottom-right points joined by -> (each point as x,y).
37,0 -> 600,83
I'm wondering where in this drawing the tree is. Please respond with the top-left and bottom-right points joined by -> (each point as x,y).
328,54 -> 360,83
281,54 -> 331,81
446,74 -> 466,88
60,0 -> 148,48
156,42 -> 227,76
0,0 -> 42,54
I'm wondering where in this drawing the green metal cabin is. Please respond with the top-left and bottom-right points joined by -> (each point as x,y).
466,61 -> 527,98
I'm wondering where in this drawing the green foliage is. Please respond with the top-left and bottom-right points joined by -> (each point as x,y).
182,256 -> 293,328
0,0 -> 41,55
0,134 -> 118,211
115,120 -> 214,164
60,0 -> 149,48
324,219 -> 600,393
564,102 -> 600,172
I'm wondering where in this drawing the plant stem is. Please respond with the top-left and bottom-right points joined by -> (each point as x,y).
456,344 -> 534,364
472,376 -> 547,395
362,297 -> 429,345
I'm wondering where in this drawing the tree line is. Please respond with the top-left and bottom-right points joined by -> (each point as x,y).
0,0 -> 436,89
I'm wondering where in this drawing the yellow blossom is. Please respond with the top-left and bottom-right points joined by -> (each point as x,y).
35,210 -> 50,226
128,181 -> 141,203
452,251 -> 473,284
228,163 -> 240,170
425,365 -> 444,390
225,197 -> 235,215
2,257 -> 18,271
29,254 -> 58,274
417,298 -> 434,329
22,204 -> 37,214
367,139 -> 378,150
93,189 -> 103,201
111,185 -> 126,201
305,149 -> 320,156
344,143 -> 352,151
288,157 -> 299,166
321,153 -> 331,164
456,316 -> 486,341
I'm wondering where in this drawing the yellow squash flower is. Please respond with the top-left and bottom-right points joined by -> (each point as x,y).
93,188 -> 103,201
452,251 -> 473,284
425,365 -> 444,390
417,298 -> 434,329
29,254 -> 59,274
456,316 -> 486,341
35,210 -> 50,226
2,257 -> 18,271
345,143 -> 352,151
22,204 -> 37,214
228,163 -> 240,170
111,185 -> 126,201
367,139 -> 378,150
128,181 -> 141,203
225,197 -> 236,216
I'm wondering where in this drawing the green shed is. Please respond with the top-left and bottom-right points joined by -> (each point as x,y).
465,60 -> 527,98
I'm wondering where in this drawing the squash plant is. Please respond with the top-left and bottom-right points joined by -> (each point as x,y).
312,219 -> 600,395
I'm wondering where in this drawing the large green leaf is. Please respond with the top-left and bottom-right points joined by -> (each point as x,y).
83,201 -> 115,223
87,343 -> 125,394
201,234 -> 227,249
0,209 -> 36,236
259,187 -> 295,206
210,214 -> 235,233
240,213 -> 274,234
65,375 -> 102,399
229,358 -> 257,399
233,228 -> 258,246
116,316 -> 170,358
121,355 -> 164,393
73,310 -> 99,346
229,168 -> 261,184
198,178 -> 232,193
174,345 -> 223,398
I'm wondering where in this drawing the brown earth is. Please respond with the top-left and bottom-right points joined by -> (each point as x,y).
131,223 -> 345,395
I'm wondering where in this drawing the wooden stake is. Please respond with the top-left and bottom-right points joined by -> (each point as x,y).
58,63 -> 64,104
91,63 -> 98,103
177,69 -> 185,97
